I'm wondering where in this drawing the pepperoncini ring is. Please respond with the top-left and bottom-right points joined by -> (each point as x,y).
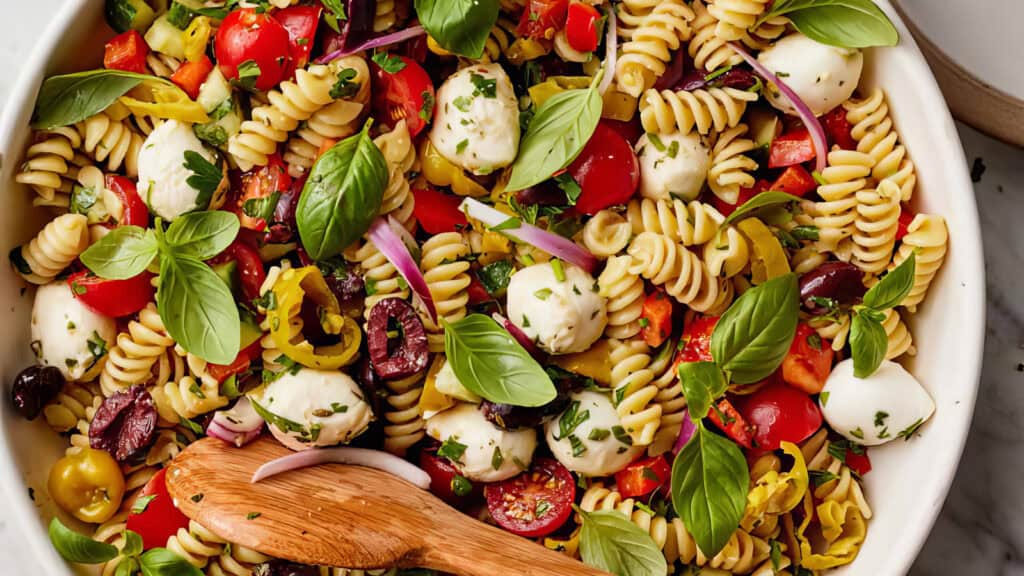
119,79 -> 210,124
737,217 -> 791,283
419,139 -> 490,197
795,490 -> 867,570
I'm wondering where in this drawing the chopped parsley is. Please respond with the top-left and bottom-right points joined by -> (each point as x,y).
611,425 -> 633,446
329,67 -> 361,99
874,411 -> 890,428
809,470 -> 839,487
819,391 -> 830,407
455,139 -> 469,154
534,288 -> 552,300
554,173 -> 582,206
557,400 -> 590,440
182,150 -> 222,208
132,495 -> 157,514
849,427 -> 864,440
897,418 -> 925,441
491,446 -> 504,470
588,428 -> 610,441
791,225 -> 820,241
450,474 -> 473,497
550,259 -> 565,282
191,493 -> 204,503
535,499 -> 552,518
452,95 -> 473,113
235,60 -> 261,89
86,331 -> 108,362
371,52 -> 406,74
419,90 -> 435,122
807,332 -> 823,350
242,191 -> 281,223
476,260 -> 514,296
568,434 -> 587,457
320,0 -> 347,33
437,437 -> 468,463
246,512 -> 261,520
470,73 -> 497,98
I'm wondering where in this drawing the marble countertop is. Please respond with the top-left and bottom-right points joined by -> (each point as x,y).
1,2 -> 1021,575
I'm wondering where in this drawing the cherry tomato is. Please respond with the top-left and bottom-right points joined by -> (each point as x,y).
215,8 -> 291,91
170,55 -> 214,100
677,315 -> 718,363
206,341 -> 263,384
896,205 -> 916,241
640,291 -> 672,348
105,175 -> 149,227
708,398 -> 755,449
737,379 -> 823,450
230,241 -> 266,304
768,129 -> 816,168
845,449 -> 872,476
274,5 -> 321,78
234,154 -> 292,231
770,165 -> 817,197
466,275 -> 492,305
712,179 -> 770,217
821,106 -> 857,151
48,448 -> 125,523
371,55 -> 435,137
615,455 -> 671,499
485,458 -> 575,538
412,188 -> 468,234
781,323 -> 834,395
419,449 -> 480,506
568,122 -> 639,215
125,469 -> 190,550
103,30 -> 148,74
67,270 -> 154,318
601,117 -> 643,146
518,0 -> 569,40
565,2 -> 601,52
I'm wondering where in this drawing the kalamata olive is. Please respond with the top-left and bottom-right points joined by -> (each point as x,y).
254,560 -> 320,576
324,268 -> 365,316
89,385 -> 158,462
653,50 -> 685,91
799,261 -> 867,314
10,365 -> 64,420
514,181 -> 567,207
677,66 -> 758,92
348,355 -> 386,449
482,377 -> 574,430
366,298 -> 430,380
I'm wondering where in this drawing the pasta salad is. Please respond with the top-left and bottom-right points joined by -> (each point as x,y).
8,0 -> 950,574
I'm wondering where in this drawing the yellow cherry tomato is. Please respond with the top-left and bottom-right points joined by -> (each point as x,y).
47,448 -> 125,523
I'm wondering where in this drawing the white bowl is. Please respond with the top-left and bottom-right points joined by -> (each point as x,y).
0,1 -> 985,574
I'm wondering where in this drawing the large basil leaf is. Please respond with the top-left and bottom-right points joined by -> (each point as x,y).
721,191 -> 802,226
158,255 -> 240,364
297,123 -> 387,260
850,311 -> 887,378
678,361 -> 728,420
164,211 -> 240,261
80,226 -> 158,280
139,548 -> 203,576
671,424 -> 749,558
506,76 -> 603,191
711,273 -> 799,384
48,518 -> 118,564
760,0 -> 898,48
577,508 -> 668,576
863,252 -> 916,310
32,69 -> 156,129
443,314 -> 556,407
415,0 -> 500,58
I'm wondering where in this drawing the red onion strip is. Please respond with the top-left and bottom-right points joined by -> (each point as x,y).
672,413 -> 698,455
599,8 -> 617,95
207,419 -> 262,448
252,446 -> 431,489
316,26 -> 426,64
366,216 -> 437,323
492,312 -> 542,359
729,42 -> 828,173
460,198 -> 597,274
208,396 -> 264,448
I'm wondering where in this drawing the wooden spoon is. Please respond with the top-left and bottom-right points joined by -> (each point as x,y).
166,436 -> 610,576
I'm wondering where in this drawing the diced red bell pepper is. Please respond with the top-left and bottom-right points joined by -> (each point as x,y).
104,30 -> 149,74
206,341 -> 262,383
639,291 -> 672,348
896,204 -> 916,241
845,449 -> 872,476
708,398 -> 754,449
781,323 -> 834,395
412,188 -> 468,234
275,5 -> 321,80
770,165 -> 817,198
768,129 -> 816,169
615,455 -> 671,499
466,275 -> 491,305
565,2 -> 601,53
821,106 -> 857,151
170,55 -> 214,100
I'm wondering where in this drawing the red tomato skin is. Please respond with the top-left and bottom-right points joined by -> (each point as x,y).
781,323 -> 834,395
170,55 -> 214,100
770,165 -> 817,198
215,8 -> 291,91
206,341 -> 262,383
615,455 -> 671,499
126,469 -> 191,550
419,450 -> 480,506
738,380 -> 823,451
565,2 -> 601,52
517,0 -> 569,39
845,450 -> 872,476
234,154 -> 291,232
821,107 -> 857,151
485,458 -> 575,538
569,122 -> 640,215
371,56 -> 435,137
712,179 -> 770,217
412,188 -> 468,234
67,271 -> 155,318
466,275 -> 491,305
768,129 -> 816,168
640,291 -> 673,348
274,5 -> 321,78
230,241 -> 267,304
105,175 -> 149,227
896,205 -> 915,241
708,398 -> 755,449
104,30 -> 149,74
677,315 -> 718,363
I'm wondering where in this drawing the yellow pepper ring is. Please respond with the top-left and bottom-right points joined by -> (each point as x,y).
737,218 -> 791,284
267,266 -> 361,370
778,441 -> 810,513
119,79 -> 210,124
418,139 -> 490,198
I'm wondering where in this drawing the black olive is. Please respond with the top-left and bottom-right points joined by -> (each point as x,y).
799,262 -> 866,315
366,298 -> 430,380
11,365 -> 64,421
482,378 -> 574,430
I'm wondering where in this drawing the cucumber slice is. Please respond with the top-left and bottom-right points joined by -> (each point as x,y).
144,14 -> 187,60
105,0 -> 156,33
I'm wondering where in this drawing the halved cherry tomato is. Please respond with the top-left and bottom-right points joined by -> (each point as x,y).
466,275 -> 491,305
518,0 -> 569,40
640,291 -> 672,348
233,153 -> 291,231
770,165 -> 817,198
565,2 -> 601,53
485,458 -> 575,538
615,455 -> 670,499
412,188 -> 468,234
896,204 -> 916,241
274,5 -> 321,79
677,315 -> 718,364
104,30 -> 148,74
781,323 -> 834,394
601,117 -> 643,146
708,398 -> 754,449
371,55 -> 434,137
821,106 -> 856,151
170,55 -> 214,100
768,129 -> 816,169
711,179 -> 770,217
215,8 -> 291,91
206,341 -> 263,384
105,175 -> 149,227
568,122 -> 640,215
845,449 -> 872,476
209,239 -> 266,304
737,379 -> 822,450
126,469 -> 190,550
419,449 -> 480,506
67,270 -> 154,318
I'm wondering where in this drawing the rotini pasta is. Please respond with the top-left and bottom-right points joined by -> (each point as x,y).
582,209 -> 632,257
609,338 -> 661,445
150,345 -> 229,422
626,197 -> 723,246
844,88 -> 917,201
615,0 -> 694,98
850,179 -> 901,275
14,213 -> 89,284
640,86 -> 759,136
43,380 -> 101,434
689,0 -> 744,72
811,150 -> 874,252
373,120 -> 417,232
347,240 -> 411,321
146,52 -> 181,78
78,112 -> 144,177
420,233 -> 472,352
704,225 -> 751,279
166,520 -> 227,569
707,0 -> 771,41
882,308 -> 915,359
382,371 -> 427,456
100,304 -> 175,397
597,256 -> 645,340
616,0 -> 661,40
15,126 -> 85,207
708,124 -> 758,205
628,231 -> 732,314
889,213 -> 947,313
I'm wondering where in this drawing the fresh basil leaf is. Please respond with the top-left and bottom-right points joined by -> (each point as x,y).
850,311 -> 887,378
48,517 -> 118,564
32,69 -> 157,129
863,252 -> 916,310
121,529 -> 144,557
115,557 -> 140,576
321,0 -> 347,33
671,423 -> 749,558
296,122 -> 387,260
329,67 -> 360,99
763,0 -> 898,48
506,76 -> 603,192
476,260 -> 514,296
182,151 -> 223,210
415,0 -> 500,58
139,547 -> 203,576
164,210 -> 240,260
443,314 -> 556,407
678,361 -> 728,420
80,226 -> 158,280
235,60 -> 261,90
711,273 -> 799,384
158,255 -> 240,364
242,192 -> 281,224
721,191 -> 802,226
577,507 -> 668,576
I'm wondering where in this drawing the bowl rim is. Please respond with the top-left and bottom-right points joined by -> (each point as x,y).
0,0 -> 985,574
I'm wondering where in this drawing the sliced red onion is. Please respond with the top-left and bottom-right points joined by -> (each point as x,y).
316,25 -> 426,64
729,42 -> 828,173
207,419 -> 262,448
252,446 -> 431,489
672,414 -> 698,455
366,216 -> 437,323
460,198 -> 597,274
599,8 -> 617,95
492,312 -> 542,359
208,397 -> 264,448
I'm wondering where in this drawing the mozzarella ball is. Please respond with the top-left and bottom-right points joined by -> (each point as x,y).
757,33 -> 863,117
429,63 -> 520,175
507,263 -> 607,355
249,368 -> 373,451
137,119 -> 222,220
546,391 -> 643,476
426,403 -> 537,482
31,282 -> 116,381
636,132 -> 710,201
434,358 -> 481,403
820,359 -> 935,446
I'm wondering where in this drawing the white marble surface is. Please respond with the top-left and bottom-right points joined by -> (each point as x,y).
0,2 -> 1022,575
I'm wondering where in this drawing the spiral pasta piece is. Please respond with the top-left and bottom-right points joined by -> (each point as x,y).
207,543 -> 272,576
811,150 -> 874,252
809,313 -> 851,352
609,338 -> 662,445
78,112 -> 144,177
146,52 -> 181,78
100,304 -> 175,397
597,256 -> 644,340
844,89 -> 917,201
382,371 -> 426,456
348,241 -> 410,320
15,127 -> 83,207
707,0 -> 771,41
150,345 -> 229,422
146,424 -> 198,467
882,308 -> 915,359
708,124 -> 758,205
420,233 -> 472,352
640,87 -> 758,136
373,120 -> 417,232
627,232 -> 732,314
94,508 -> 133,576
704,225 -> 751,279
166,520 -> 228,568
689,0 -> 744,72
373,0 -> 398,31
582,209 -> 632,257
615,0 -> 694,98
850,179 -> 901,275
43,381 -> 101,434
888,213 -> 947,313
647,358 -> 687,456
626,197 -> 723,247
14,213 -> 89,284
800,430 -> 873,520
67,392 -> 101,456
579,483 -> 680,563
616,0 -> 662,40
740,15 -> 789,50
